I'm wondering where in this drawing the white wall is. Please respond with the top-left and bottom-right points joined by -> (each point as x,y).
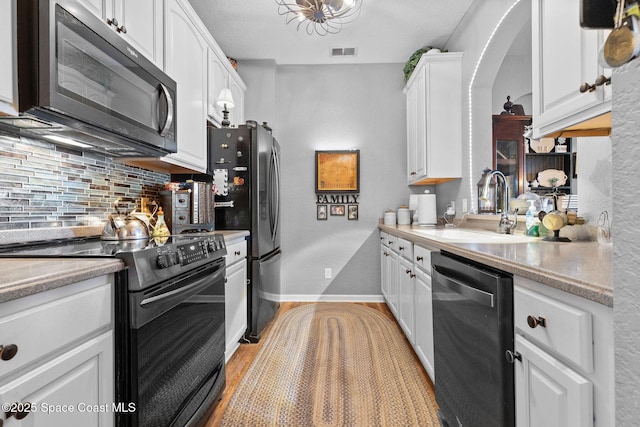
240,62 -> 408,299
612,57 -> 640,424
440,0 -> 531,214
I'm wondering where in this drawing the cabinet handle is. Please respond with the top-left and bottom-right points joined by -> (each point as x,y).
234,250 -> 241,256
107,17 -> 119,27
388,241 -> 393,245
5,406 -> 29,420
405,269 -> 411,274
579,82 -> 596,93
117,25 -> 127,34
410,273 -> 416,278
383,252 -> 389,256
0,344 -> 18,361
527,315 -> 547,328
416,256 -> 424,261
505,350 -> 522,364
399,246 -> 405,251
595,74 -> 611,87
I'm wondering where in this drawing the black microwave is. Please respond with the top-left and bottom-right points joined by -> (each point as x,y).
3,0 -> 177,157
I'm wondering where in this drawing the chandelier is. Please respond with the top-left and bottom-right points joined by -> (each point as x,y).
276,0 -> 363,36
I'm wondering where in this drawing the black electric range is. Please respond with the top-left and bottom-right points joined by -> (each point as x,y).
0,234 -> 228,426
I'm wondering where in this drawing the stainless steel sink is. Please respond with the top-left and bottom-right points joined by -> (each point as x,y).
410,227 -> 536,243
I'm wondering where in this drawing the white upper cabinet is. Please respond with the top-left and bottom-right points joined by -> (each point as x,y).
164,0 -> 208,172
404,52 -> 463,185
207,48 -> 246,128
84,0 -> 164,68
229,74 -> 246,127
532,0 -> 611,138
207,50 -> 228,125
0,0 -> 18,115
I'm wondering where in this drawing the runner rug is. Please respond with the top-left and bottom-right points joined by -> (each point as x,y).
220,303 -> 439,426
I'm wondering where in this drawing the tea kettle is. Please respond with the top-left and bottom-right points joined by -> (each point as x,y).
101,198 -> 151,240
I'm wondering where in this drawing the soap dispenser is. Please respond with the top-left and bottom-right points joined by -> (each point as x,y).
525,201 -> 538,237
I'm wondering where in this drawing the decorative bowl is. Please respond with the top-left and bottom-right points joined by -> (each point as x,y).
537,169 -> 568,187
530,138 -> 555,153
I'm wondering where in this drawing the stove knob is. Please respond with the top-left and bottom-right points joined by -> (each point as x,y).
157,254 -> 170,269
208,240 -> 217,252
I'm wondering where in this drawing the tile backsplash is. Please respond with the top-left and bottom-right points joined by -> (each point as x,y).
0,131 -> 169,230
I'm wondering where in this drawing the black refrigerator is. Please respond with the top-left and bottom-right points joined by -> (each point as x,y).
209,121 -> 281,342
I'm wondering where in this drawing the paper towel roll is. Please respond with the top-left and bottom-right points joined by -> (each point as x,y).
417,193 -> 437,225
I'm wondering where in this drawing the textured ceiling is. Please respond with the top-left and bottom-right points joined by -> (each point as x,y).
188,0 -> 476,65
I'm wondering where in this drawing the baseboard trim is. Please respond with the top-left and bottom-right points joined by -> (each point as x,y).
279,294 -> 386,303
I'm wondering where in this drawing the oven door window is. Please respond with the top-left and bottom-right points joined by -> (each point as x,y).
131,261 -> 225,427
54,5 -> 168,135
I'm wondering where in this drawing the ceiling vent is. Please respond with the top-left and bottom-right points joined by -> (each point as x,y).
331,47 -> 357,57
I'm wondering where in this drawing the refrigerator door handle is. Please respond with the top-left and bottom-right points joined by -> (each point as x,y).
271,146 -> 281,242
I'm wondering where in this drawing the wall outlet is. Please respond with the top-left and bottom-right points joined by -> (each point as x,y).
462,198 -> 468,213
324,268 -> 332,279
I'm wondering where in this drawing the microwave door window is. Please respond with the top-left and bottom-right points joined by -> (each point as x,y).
55,7 -> 160,133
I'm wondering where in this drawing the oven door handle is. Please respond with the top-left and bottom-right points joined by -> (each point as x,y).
140,262 -> 224,308
432,265 -> 494,308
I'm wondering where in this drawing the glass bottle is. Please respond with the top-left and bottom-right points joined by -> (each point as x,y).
153,207 -> 171,237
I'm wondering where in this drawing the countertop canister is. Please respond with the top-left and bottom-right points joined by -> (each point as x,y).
384,210 -> 397,225
397,206 -> 411,225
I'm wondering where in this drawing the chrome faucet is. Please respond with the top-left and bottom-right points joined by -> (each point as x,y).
480,169 -> 518,234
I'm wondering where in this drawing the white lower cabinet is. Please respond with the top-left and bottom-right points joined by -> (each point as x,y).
515,334 -> 592,427
225,239 -> 248,362
380,232 -> 400,317
380,233 -> 436,383
398,256 -> 415,345
514,276 -> 614,427
0,276 -> 114,427
414,267 -> 434,382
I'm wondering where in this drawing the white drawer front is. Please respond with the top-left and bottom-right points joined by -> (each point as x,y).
397,237 -> 413,260
225,240 -> 247,266
380,231 -> 389,246
414,245 -> 434,274
386,235 -> 398,251
515,286 -> 593,372
0,279 -> 112,379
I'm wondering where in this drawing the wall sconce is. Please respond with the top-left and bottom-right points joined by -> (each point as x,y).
216,88 -> 235,127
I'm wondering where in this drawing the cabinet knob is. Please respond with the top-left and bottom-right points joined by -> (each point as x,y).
579,82 -> 596,93
107,17 -> 119,27
5,406 -> 29,420
527,315 -> 547,329
416,256 -> 424,261
405,269 -> 411,274
399,246 -> 405,251
505,350 -> 522,364
388,241 -> 393,245
234,250 -> 241,256
410,273 -> 416,278
383,252 -> 389,256
0,344 -> 18,361
117,25 -> 127,34
595,74 -> 611,87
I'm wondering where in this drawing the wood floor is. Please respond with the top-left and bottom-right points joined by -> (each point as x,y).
203,301 -> 436,427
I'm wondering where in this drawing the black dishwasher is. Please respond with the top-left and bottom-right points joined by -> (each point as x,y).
431,251 -> 514,427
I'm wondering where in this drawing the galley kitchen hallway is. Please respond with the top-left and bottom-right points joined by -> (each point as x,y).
205,302 -> 438,426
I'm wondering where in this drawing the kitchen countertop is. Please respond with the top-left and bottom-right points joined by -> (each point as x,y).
0,228 -> 251,305
379,224 -> 613,306
0,258 -> 125,304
